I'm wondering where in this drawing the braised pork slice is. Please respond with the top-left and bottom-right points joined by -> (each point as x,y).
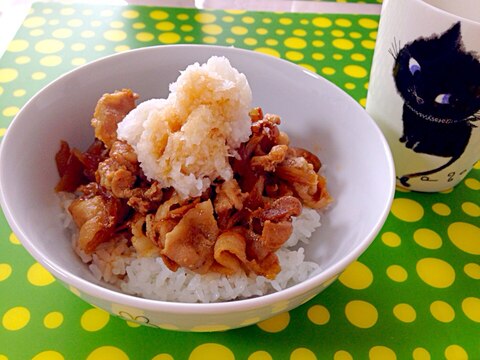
258,220 -> 293,254
130,214 -> 161,258
127,182 -> 163,214
289,147 -> 322,172
144,195 -> 196,252
214,179 -> 246,229
91,89 -> 138,148
109,140 -> 138,172
55,141 -> 88,192
162,200 -> 219,273
213,230 -> 247,275
251,144 -> 288,172
55,140 -> 108,192
249,196 -> 302,260
96,141 -> 140,198
276,154 -> 331,209
252,196 -> 302,223
68,183 -> 128,253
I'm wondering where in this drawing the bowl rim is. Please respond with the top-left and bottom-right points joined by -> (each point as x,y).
0,44 -> 396,314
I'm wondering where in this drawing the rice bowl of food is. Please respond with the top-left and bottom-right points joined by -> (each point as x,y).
0,45 -> 395,331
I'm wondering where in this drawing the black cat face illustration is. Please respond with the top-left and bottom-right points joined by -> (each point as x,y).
390,22 -> 480,187
393,22 -> 480,122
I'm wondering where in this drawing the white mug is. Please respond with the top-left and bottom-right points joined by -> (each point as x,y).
366,0 -> 480,192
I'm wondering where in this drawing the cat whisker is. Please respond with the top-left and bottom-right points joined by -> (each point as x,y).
388,37 -> 401,60
388,48 -> 396,59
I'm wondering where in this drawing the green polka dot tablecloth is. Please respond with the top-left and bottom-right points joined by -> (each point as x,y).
0,3 -> 479,360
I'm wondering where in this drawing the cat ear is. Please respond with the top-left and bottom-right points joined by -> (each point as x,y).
440,22 -> 462,47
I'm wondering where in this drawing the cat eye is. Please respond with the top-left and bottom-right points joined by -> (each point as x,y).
408,57 -> 421,75
435,93 -> 451,104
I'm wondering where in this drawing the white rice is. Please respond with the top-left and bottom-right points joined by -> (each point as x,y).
59,194 -> 322,303
121,246 -> 318,302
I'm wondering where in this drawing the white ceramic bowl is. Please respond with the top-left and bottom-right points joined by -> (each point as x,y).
0,45 -> 395,331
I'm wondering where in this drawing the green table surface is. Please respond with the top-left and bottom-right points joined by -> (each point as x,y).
0,2 -> 479,360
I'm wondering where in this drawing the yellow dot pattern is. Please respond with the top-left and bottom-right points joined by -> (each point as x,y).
432,202 -> 451,216
307,305 -> 330,325
338,261 -> 373,289
290,348 -> 317,360
445,345 -> 469,360
413,228 -> 442,249
386,264 -> 408,282
43,311 -> 64,329
464,263 -> 480,280
393,303 -> 416,323
257,312 -> 290,332
391,198 -> 424,222
369,346 -> 396,360
2,307 -> 30,330
448,222 -> 480,255
27,262 -> 55,286
0,263 -> 12,281
416,258 -> 455,288
32,351 -> 65,360
430,301 -> 455,323
86,346 -> 129,360
80,308 -> 110,331
152,355 -> 174,360
412,348 -> 431,360
189,344 -> 235,360
334,350 -> 353,360
0,3 -> 479,360
345,300 -> 378,328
